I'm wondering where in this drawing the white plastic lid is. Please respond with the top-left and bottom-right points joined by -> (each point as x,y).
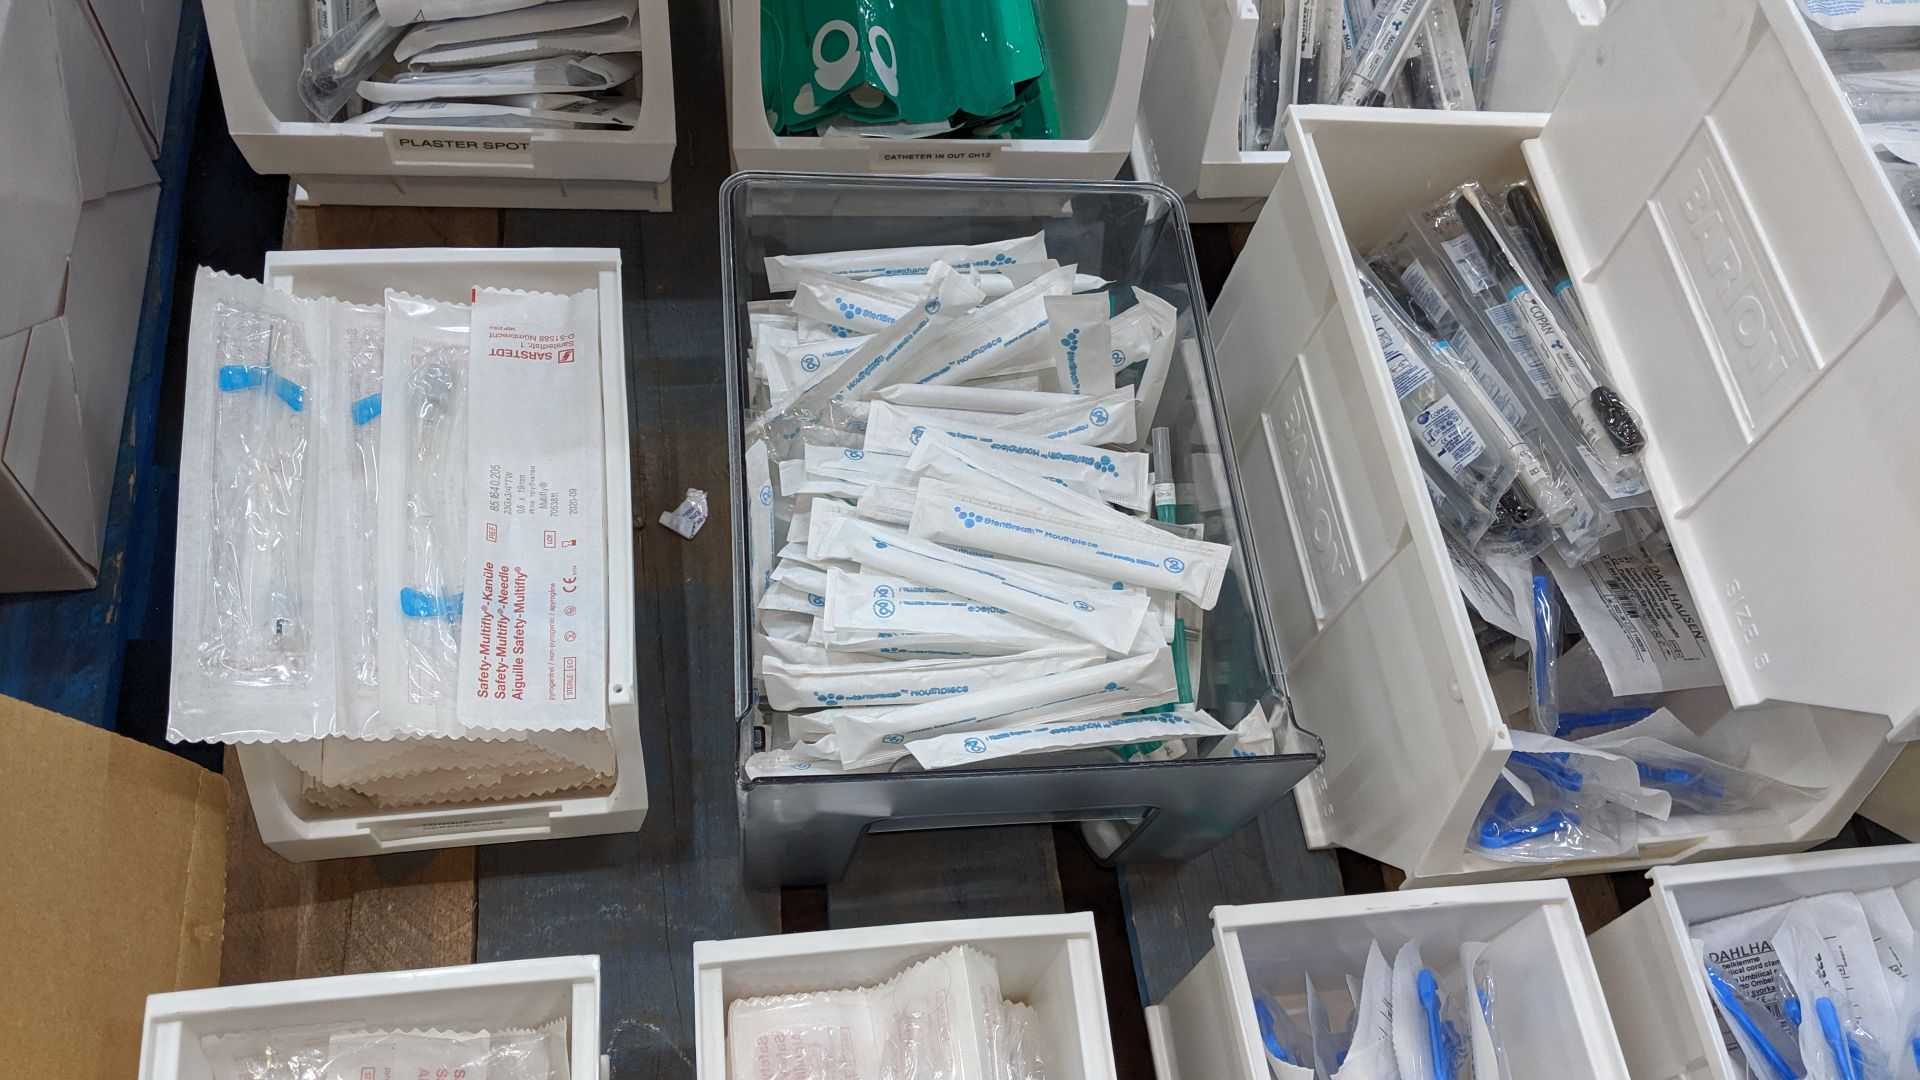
1529,0 -> 1920,736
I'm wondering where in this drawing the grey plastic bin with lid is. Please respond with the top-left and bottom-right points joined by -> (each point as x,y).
720,172 -> 1324,888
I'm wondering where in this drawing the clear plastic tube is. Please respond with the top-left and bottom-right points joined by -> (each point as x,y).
299,3 -> 404,120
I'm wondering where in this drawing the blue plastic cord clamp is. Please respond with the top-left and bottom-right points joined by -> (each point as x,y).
1704,965 -> 1799,1080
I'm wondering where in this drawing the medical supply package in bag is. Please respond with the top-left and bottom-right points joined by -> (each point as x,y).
200,1016 -> 570,1080
1413,182 -> 1651,508
724,945 -> 1050,1080
1396,0 -> 1477,111
171,270 -> 339,744
738,235 -> 1270,779
1239,936 -> 1523,1080
356,52 -> 641,103
348,95 -> 643,128
1469,730 -> 1668,862
1366,229 -> 1618,566
759,0 -> 1060,140
169,270 -> 617,809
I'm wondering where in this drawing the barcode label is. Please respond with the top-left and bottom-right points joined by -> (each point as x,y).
1484,301 -> 1558,398
1443,234 -> 1495,293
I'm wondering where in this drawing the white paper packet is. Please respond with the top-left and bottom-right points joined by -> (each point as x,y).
891,264 -> 1078,386
1340,942 -> 1399,1080
169,270 -> 339,743
454,288 -> 606,732
357,53 -> 640,103
868,407 -> 1150,511
1045,292 -> 1116,397
868,267 -> 1108,300
821,567 -> 1069,647
375,290 -> 471,738
348,96 -> 641,128
779,266 -> 984,414
763,232 -> 1047,292
815,516 -> 1151,653
1444,531 -> 1530,642
405,23 -> 643,67
995,388 -> 1139,445
871,382 -> 1080,414
907,476 -> 1232,606
758,328 -> 869,403
788,268 -> 916,337
1544,545 -> 1721,696
831,647 -> 1178,768
746,439 -> 776,612
760,643 -> 1103,711
908,706 -> 1227,768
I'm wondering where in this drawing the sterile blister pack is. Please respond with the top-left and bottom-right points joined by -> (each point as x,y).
169,265 -> 618,815
734,229 -> 1270,782
378,291 -> 473,736
171,270 -> 340,744
200,1016 -> 570,1080
724,945 -> 1049,1080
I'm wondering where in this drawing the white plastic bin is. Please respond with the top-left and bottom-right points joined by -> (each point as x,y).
1130,0 -> 1609,223
1145,880 -> 1630,1080
723,0 -> 1148,179
138,956 -> 603,1080
1587,845 -> 1920,1080
693,914 -> 1117,1079
1210,0 -> 1920,885
232,247 -> 644,861
200,0 -> 674,208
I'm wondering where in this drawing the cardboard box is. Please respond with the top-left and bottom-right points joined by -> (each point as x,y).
0,695 -> 228,1080
0,0 -> 161,591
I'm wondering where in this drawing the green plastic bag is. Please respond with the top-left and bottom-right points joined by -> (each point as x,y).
762,0 -> 1059,138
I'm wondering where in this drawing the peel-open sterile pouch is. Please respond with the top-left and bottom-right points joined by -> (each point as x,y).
871,382 -> 1079,415
330,302 -> 386,731
1045,292 -> 1114,397
907,706 -> 1227,769
788,267 -> 917,337
171,270 -> 338,743
816,515 -> 1152,654
831,647 -> 1179,769
376,0 -> 579,25
760,643 -> 1103,711
376,291 -> 472,737
357,52 -> 640,104
764,233 -> 1048,292
395,0 -> 634,57
453,288 -> 607,732
348,96 -> 641,128
1773,893 -> 1904,1080
893,264 -> 1079,386
886,418 -> 1150,511
994,387 -> 1139,445
906,476 -> 1232,606
778,265 -> 985,416
820,566 -> 1069,649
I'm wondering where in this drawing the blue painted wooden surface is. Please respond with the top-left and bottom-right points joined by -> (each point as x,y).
0,0 -> 207,729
